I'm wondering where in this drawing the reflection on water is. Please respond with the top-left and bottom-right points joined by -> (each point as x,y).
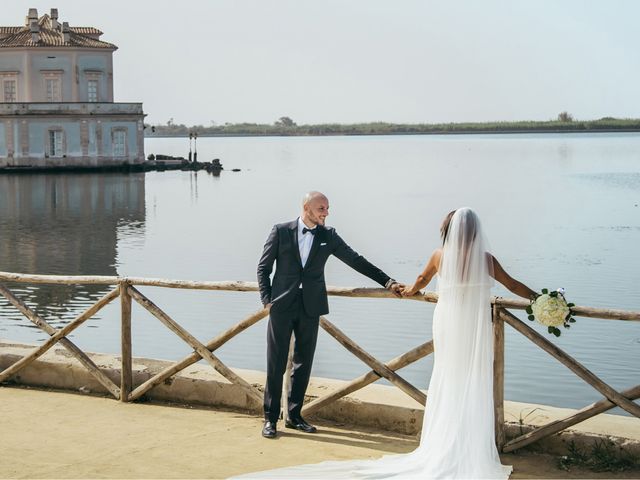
0,174 -> 145,337
0,133 -> 638,415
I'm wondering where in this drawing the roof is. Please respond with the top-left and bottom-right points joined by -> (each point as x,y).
0,13 -> 116,50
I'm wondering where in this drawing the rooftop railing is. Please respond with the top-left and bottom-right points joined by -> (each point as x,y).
0,102 -> 144,115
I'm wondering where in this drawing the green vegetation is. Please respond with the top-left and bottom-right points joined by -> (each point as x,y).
146,116 -> 640,138
558,439 -> 638,473
515,407 -> 547,436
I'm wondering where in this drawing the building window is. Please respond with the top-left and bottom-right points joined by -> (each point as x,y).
48,129 -> 64,157
0,72 -> 19,101
87,79 -> 98,102
112,129 -> 126,157
3,79 -> 17,102
84,71 -> 103,102
46,78 -> 61,102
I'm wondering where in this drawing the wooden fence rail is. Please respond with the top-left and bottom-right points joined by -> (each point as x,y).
0,270 -> 638,452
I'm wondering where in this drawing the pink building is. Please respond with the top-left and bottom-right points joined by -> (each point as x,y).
0,8 -> 145,170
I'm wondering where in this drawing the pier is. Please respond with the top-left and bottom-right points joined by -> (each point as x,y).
3,386 -> 638,479
0,271 -> 639,478
0,156 -> 224,174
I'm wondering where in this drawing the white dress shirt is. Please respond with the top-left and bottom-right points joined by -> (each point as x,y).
297,217 -> 316,267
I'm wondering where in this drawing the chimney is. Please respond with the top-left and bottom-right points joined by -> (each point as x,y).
30,21 -> 40,43
51,8 -> 59,30
62,22 -> 70,43
26,8 -> 38,27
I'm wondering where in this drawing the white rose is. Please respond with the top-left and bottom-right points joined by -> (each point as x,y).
531,294 -> 570,327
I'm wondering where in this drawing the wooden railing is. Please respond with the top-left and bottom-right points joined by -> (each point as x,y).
0,271 -> 638,452
491,299 -> 640,451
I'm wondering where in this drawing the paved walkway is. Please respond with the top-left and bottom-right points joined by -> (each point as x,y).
0,386 -> 638,479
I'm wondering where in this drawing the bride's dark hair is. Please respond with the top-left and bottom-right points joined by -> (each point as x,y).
441,209 -> 479,245
440,208 -> 486,282
440,210 -> 457,245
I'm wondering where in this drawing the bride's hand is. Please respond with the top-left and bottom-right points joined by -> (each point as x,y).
401,285 -> 418,296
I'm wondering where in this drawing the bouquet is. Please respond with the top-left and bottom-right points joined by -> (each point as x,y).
526,288 -> 576,337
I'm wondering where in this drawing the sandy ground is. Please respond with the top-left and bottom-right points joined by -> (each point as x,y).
0,386 -> 638,479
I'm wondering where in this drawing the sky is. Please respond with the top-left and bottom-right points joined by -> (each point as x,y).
3,1 -> 640,126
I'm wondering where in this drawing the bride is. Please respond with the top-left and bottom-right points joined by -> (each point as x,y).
235,208 -> 538,479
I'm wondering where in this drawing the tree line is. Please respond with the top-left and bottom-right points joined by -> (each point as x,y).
146,115 -> 640,137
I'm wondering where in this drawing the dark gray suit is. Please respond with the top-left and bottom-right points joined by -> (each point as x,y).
257,219 -> 391,422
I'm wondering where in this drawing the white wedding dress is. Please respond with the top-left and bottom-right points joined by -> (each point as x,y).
234,208 -> 512,479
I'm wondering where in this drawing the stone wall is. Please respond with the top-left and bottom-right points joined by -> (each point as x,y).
1,340 -> 638,456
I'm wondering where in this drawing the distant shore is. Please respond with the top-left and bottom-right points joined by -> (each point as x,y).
146,128 -> 640,138
145,119 -> 640,138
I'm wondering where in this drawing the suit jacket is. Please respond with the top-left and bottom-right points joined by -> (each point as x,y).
257,219 -> 391,316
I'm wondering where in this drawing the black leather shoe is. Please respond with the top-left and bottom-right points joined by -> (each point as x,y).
285,417 -> 317,433
262,420 -> 277,438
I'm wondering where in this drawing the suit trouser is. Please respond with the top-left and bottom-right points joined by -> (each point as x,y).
263,290 -> 320,423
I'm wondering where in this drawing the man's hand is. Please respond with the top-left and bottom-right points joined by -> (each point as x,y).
388,282 -> 404,298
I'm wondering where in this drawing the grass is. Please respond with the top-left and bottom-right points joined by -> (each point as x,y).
558,439 -> 639,473
147,118 -> 640,137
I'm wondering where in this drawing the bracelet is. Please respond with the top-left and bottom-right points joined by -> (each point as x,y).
385,278 -> 397,289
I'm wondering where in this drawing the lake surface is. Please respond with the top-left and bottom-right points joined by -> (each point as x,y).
1,133 -> 639,415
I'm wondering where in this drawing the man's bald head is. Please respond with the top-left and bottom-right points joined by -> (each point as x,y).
301,191 -> 329,227
302,191 -> 327,206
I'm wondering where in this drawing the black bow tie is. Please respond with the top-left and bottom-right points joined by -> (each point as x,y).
302,227 -> 317,235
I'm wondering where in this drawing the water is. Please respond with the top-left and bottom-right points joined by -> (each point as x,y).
1,133 -> 639,415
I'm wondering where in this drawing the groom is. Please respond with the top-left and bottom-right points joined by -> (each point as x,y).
257,191 -> 402,438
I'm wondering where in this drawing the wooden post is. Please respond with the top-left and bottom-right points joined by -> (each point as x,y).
493,305 -> 506,450
120,280 -> 132,402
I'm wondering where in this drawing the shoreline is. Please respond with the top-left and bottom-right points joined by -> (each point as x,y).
1,339 -> 638,457
145,128 -> 640,139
